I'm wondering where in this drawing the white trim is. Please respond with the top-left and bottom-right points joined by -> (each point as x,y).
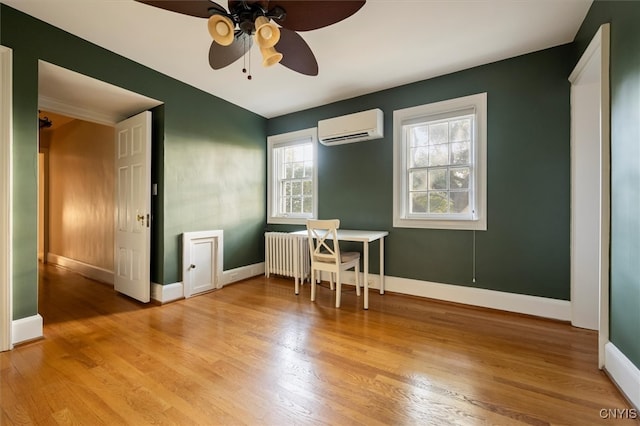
393,93 -> 487,231
322,271 -> 570,321
605,342 -> 640,409
385,276 -> 570,321
160,264 -> 567,319
568,23 -> 610,367
267,128 -> 318,225
0,46 -> 13,352
151,282 -> 184,304
150,262 -> 265,303
12,315 -> 43,345
597,24 -> 611,370
222,262 -> 265,286
569,24 -> 609,83
182,230 -> 223,297
47,253 -> 114,284
39,95 -> 119,126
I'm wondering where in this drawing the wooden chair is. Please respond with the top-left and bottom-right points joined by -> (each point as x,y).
306,219 -> 360,308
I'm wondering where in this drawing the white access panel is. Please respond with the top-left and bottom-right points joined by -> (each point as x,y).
183,230 -> 223,298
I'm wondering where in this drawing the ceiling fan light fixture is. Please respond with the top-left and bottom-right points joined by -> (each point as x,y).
208,14 -> 234,46
260,46 -> 283,67
254,16 -> 280,49
134,0 -> 367,77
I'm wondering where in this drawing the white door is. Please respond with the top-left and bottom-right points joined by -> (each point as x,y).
569,24 -> 610,366
114,111 -> 151,303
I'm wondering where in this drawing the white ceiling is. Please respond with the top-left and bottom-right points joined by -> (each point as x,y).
5,0 -> 592,119
38,61 -> 163,125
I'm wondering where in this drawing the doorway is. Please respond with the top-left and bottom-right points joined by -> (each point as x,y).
569,24 -> 610,367
33,62 -> 161,333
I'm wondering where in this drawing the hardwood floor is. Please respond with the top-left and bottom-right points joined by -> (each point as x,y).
1,263 -> 636,425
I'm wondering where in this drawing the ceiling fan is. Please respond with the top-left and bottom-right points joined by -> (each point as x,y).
135,0 -> 366,78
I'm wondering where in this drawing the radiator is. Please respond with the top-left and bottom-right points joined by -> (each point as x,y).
265,232 -> 310,283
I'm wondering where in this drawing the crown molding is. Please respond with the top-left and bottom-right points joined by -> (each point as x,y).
38,95 -> 121,126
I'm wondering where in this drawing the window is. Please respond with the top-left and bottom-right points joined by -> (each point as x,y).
393,93 -> 487,230
267,128 -> 318,225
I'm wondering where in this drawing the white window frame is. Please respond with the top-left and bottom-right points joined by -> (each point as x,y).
393,93 -> 487,230
267,127 -> 318,225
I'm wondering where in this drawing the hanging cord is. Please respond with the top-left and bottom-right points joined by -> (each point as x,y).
472,230 -> 477,283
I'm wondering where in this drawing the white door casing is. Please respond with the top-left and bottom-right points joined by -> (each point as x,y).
569,24 -> 610,367
0,46 -> 13,351
114,111 -> 151,303
183,230 -> 223,298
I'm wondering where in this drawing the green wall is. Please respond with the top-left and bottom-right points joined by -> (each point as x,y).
5,2 -> 636,373
574,0 -> 640,369
1,5 -> 267,319
268,45 -> 574,300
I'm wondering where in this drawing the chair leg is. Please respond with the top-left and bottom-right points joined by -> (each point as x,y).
335,270 -> 341,308
311,269 -> 316,301
329,273 -> 335,291
354,263 -> 361,296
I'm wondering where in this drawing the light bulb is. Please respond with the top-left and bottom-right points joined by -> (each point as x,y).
260,26 -> 272,40
216,21 -> 229,36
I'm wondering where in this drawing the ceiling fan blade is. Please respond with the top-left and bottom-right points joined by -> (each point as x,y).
228,0 -> 269,12
135,0 -> 226,19
277,28 -> 318,76
209,33 -> 253,69
270,1 -> 366,32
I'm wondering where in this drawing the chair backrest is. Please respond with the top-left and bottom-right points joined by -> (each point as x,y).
306,219 -> 341,265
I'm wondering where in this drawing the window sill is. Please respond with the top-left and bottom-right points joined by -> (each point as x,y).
393,217 -> 486,231
267,216 -> 312,226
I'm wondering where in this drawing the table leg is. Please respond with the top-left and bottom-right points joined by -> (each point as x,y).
379,237 -> 385,295
293,237 -> 300,295
363,241 -> 369,310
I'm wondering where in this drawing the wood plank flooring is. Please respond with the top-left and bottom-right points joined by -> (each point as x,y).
1,263 -> 637,425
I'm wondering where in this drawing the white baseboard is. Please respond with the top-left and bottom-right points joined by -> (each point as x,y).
385,275 -> 571,321
222,262 -> 265,286
150,262 -> 266,303
151,282 -> 184,304
47,253 -> 114,284
317,271 -> 571,321
156,263 -> 569,321
605,342 -> 640,409
12,314 -> 43,345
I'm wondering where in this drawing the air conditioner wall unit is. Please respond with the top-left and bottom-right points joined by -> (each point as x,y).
318,108 -> 384,146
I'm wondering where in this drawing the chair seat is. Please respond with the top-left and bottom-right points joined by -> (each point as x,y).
340,251 -> 360,263
315,251 -> 359,264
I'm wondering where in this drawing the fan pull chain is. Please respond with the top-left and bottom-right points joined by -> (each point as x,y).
241,36 -> 252,80
247,44 -> 252,80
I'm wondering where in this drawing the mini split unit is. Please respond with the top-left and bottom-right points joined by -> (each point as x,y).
318,108 -> 384,146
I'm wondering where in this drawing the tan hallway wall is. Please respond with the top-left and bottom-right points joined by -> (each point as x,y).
47,118 -> 115,271
37,141 -> 48,260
